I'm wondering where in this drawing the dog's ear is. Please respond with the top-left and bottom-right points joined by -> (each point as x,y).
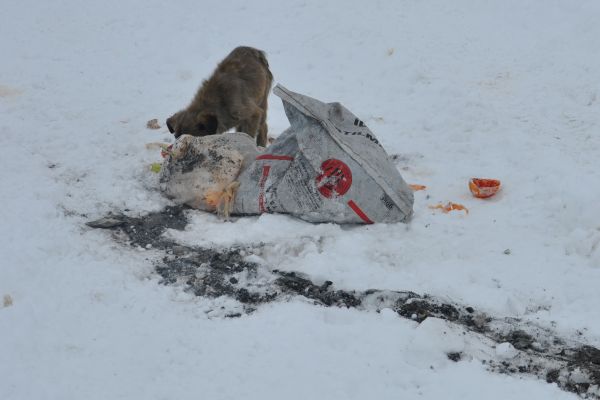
205,114 -> 218,134
167,111 -> 184,135
166,116 -> 175,133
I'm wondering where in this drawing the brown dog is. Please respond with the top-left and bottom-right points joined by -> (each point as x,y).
166,46 -> 273,147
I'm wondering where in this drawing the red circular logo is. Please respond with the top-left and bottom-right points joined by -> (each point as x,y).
315,159 -> 352,198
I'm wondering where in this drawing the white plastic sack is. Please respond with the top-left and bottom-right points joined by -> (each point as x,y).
159,133 -> 259,211
232,85 -> 413,223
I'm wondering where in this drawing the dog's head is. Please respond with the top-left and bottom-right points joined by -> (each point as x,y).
166,110 -> 218,139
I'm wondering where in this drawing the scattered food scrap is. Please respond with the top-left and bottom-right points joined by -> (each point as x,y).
145,142 -> 174,158
146,118 -> 161,129
3,294 -> 13,307
409,184 -> 427,191
429,202 -> 469,214
160,144 -> 174,158
150,163 -> 161,173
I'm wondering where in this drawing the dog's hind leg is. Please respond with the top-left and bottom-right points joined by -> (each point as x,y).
257,114 -> 268,147
256,95 -> 269,147
236,105 -> 264,146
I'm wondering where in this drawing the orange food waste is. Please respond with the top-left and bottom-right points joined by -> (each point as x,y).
409,184 -> 427,191
469,178 -> 501,199
429,202 -> 469,214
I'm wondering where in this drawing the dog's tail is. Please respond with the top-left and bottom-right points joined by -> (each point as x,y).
233,46 -> 273,85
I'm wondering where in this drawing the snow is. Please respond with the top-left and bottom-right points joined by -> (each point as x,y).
495,342 -> 518,360
1,0 -> 599,398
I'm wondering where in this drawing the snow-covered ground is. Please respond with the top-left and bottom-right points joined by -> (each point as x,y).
2,0 -> 600,398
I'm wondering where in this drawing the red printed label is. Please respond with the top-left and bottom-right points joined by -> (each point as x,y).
258,165 -> 271,213
315,159 -> 352,198
347,200 -> 373,224
256,154 -> 294,161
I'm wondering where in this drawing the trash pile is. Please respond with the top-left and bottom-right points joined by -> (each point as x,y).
159,85 -> 414,224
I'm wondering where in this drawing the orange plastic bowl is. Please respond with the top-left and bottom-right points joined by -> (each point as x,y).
469,178 -> 501,199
